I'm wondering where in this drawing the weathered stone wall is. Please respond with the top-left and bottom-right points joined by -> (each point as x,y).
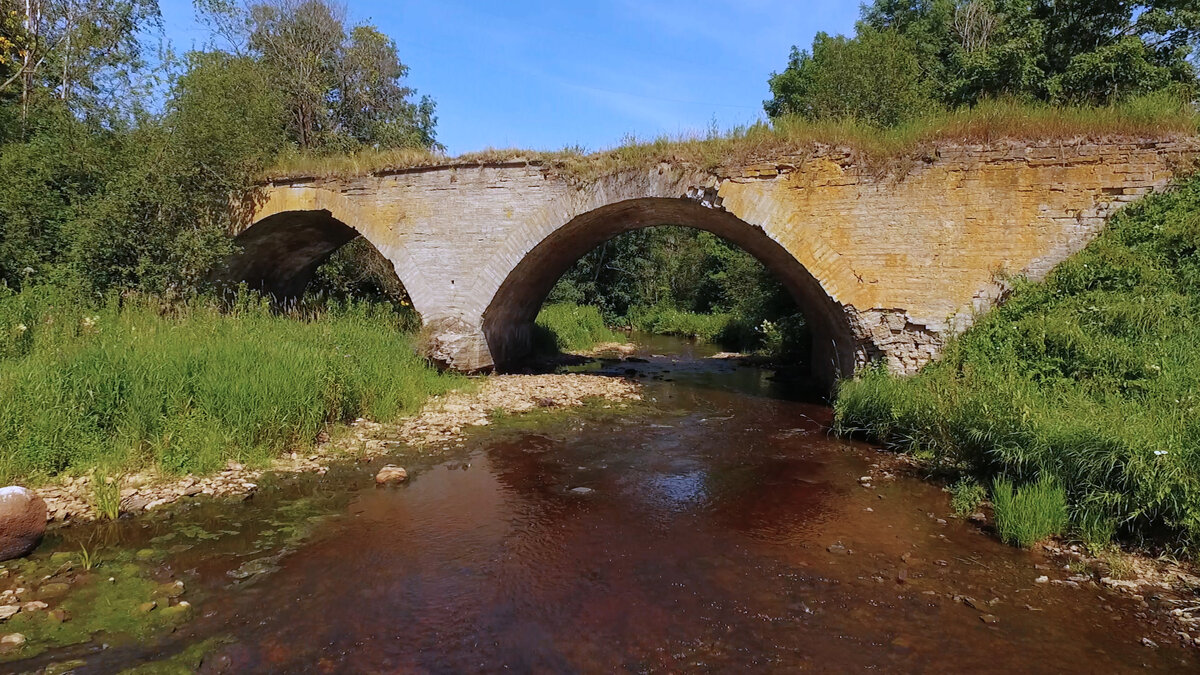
232,137 -> 1198,389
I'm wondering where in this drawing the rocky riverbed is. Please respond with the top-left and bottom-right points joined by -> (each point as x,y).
34,373 -> 641,525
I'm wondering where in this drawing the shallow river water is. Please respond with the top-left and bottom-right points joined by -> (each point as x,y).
13,336 -> 1198,673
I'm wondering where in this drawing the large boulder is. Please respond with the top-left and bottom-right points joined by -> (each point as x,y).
0,487 -> 46,561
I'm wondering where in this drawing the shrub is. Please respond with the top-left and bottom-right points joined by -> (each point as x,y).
625,305 -> 733,343
992,476 -> 1069,548
948,479 -> 986,517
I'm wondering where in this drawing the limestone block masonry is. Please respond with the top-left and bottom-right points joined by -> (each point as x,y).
228,138 -> 1200,392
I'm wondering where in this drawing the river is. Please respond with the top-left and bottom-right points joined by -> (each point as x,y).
12,335 -> 1196,673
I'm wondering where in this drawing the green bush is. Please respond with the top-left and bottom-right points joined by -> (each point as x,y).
0,286 -> 458,483
992,476 -> 1069,548
835,174 -> 1200,551
948,479 -> 986,517
534,303 -> 621,353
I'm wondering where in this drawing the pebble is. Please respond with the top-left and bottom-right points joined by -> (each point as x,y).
1035,576 -> 1049,584
0,605 -> 18,621
569,487 -> 594,495
0,633 -> 24,648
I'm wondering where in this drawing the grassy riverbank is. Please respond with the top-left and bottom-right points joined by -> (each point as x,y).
835,175 -> 1200,552
0,287 -> 459,485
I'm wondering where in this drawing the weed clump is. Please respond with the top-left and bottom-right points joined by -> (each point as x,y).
263,95 -> 1197,183
948,479 -> 987,517
991,476 -> 1069,548
0,288 -> 458,484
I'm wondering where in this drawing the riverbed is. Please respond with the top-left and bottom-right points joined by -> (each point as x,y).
8,335 -> 1196,672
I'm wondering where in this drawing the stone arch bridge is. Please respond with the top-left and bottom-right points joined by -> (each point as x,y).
224,139 -> 1196,391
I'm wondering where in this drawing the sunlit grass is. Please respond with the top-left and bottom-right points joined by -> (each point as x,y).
992,476 -> 1069,548
263,94 -> 1197,183
0,286 -> 460,484
534,303 -> 622,352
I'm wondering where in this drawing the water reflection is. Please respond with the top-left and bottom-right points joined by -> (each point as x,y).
14,336 -> 1197,673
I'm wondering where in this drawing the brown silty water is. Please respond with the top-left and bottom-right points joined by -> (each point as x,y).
13,335 -> 1197,672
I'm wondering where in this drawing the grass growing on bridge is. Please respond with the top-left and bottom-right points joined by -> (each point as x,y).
0,287 -> 459,484
263,94 -> 1196,183
834,174 -> 1200,552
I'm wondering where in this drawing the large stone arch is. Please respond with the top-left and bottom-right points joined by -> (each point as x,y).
481,196 -> 857,389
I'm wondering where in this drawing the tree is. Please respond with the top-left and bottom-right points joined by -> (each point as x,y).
768,0 -> 1200,123
237,0 -> 437,151
0,0 -> 159,127
765,28 -> 935,126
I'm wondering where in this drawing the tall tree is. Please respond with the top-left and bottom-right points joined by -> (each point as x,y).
0,0 -> 158,126
237,0 -> 437,151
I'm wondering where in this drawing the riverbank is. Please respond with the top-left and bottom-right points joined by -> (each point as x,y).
35,373 -> 642,523
836,174 -> 1200,554
0,288 -> 458,487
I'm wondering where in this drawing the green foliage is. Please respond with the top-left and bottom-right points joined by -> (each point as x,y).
0,0 -> 437,298
625,305 -> 734,343
548,227 -> 809,355
991,475 -> 1069,548
768,0 -> 1200,124
948,478 -> 986,516
765,28 -> 935,126
239,0 -> 438,152
534,303 -> 621,352
90,470 -> 123,521
835,174 -> 1200,550
0,286 -> 457,483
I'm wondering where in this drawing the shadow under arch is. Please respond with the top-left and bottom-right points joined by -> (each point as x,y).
221,209 -> 362,299
481,197 -> 857,391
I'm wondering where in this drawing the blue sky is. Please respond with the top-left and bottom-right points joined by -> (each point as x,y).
156,1 -> 860,155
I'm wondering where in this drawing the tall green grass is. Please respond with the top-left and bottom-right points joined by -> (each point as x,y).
835,174 -> 1200,551
0,286 -> 458,483
992,476 -> 1069,548
534,303 -> 622,352
625,305 -> 734,343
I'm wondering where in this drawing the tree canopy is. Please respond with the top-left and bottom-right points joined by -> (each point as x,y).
0,0 -> 437,293
766,0 -> 1200,125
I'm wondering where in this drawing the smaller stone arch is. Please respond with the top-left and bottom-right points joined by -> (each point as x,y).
481,197 -> 858,391
218,186 -> 407,302
224,209 -> 360,299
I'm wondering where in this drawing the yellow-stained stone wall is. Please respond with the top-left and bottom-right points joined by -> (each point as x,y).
231,138 -> 1198,388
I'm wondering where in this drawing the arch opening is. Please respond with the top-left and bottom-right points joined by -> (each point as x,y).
481,198 -> 857,391
221,209 -> 406,307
